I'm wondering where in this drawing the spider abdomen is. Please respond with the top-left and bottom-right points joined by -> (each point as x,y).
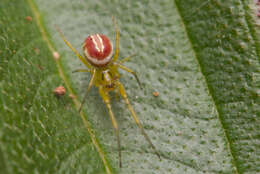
83,34 -> 113,67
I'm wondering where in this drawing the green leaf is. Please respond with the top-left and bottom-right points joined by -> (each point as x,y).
0,0 -> 259,174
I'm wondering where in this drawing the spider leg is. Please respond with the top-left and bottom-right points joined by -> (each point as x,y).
115,87 -> 120,101
118,53 -> 136,64
112,16 -> 120,62
117,82 -> 161,159
72,69 -> 91,73
78,69 -> 96,112
116,63 -> 142,89
55,25 -> 91,69
99,87 -> 122,168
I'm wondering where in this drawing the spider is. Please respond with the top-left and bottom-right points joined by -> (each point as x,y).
56,18 -> 160,167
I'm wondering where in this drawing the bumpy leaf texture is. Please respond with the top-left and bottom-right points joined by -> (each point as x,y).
0,0 -> 259,174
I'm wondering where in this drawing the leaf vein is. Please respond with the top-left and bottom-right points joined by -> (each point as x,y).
26,0 -> 113,173
174,1 -> 240,173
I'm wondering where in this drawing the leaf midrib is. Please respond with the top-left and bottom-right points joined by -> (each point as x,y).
26,0 -> 113,173
174,0 -> 241,173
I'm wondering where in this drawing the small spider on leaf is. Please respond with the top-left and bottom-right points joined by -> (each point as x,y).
56,17 -> 160,167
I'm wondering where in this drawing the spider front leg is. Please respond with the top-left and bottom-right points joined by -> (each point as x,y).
112,16 -> 120,62
56,25 -> 92,69
117,82 -> 161,159
72,69 -> 91,73
78,69 -> 96,112
116,63 -> 142,89
99,86 -> 122,168
118,53 -> 136,64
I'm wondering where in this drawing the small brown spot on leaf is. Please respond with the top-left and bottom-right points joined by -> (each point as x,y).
53,86 -> 66,97
37,64 -> 43,70
153,91 -> 159,97
53,51 -> 60,60
34,48 -> 40,55
25,16 -> 33,22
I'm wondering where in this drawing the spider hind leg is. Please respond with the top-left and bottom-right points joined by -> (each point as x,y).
117,82 -> 160,159
99,86 -> 122,168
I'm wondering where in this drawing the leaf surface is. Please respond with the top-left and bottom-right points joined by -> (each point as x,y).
0,0 -> 259,174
